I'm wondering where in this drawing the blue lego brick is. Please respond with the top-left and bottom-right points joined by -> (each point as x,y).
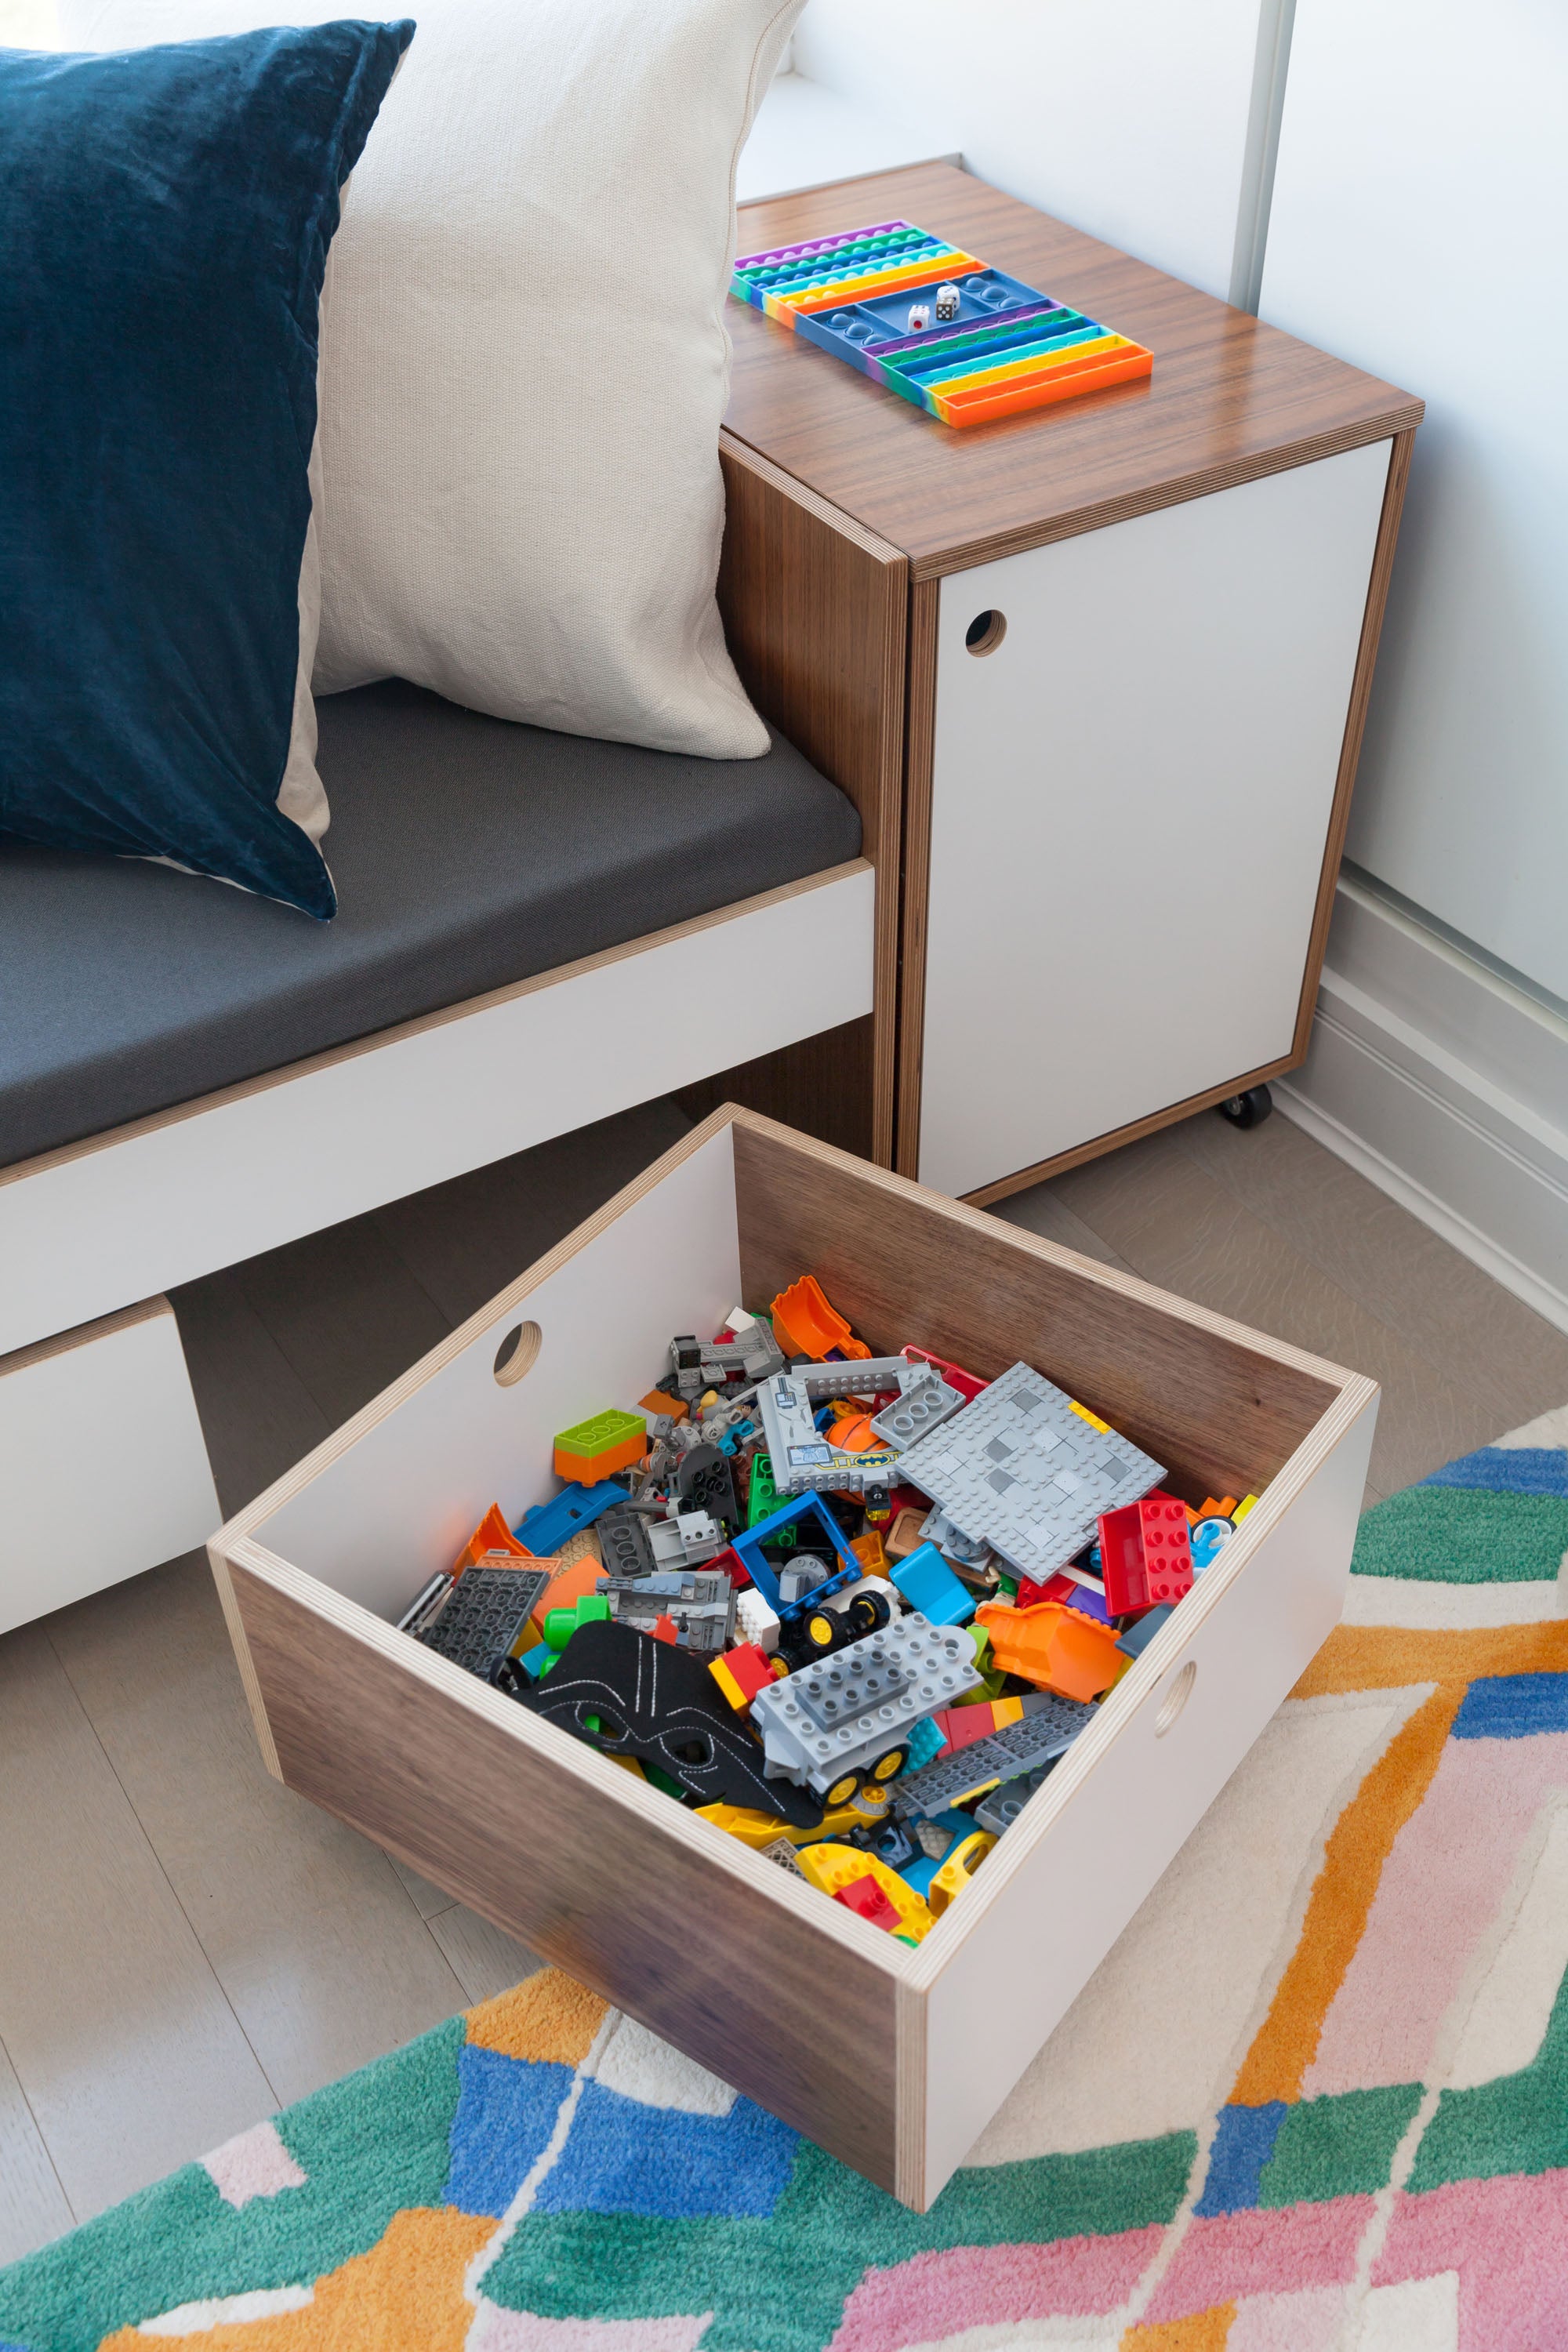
904,1711 -> 949,1772
513,1479 -> 626,1555
890,1541 -> 976,1627
897,1809 -> 977,1901
728,1492 -> 862,1622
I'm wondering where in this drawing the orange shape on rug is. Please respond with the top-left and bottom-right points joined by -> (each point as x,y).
466,1965 -> 608,2066
1121,2306 -> 1237,2350
97,2207 -> 492,2352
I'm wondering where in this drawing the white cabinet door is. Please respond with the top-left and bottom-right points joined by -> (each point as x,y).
916,442 -> 1391,1198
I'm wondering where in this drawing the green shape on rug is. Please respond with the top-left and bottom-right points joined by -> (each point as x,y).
0,2018 -> 465,2352
483,2130 -> 1196,2352
1258,2083 -> 1422,2208
1351,1486 -> 1568,1583
1410,1948 -> 1568,2192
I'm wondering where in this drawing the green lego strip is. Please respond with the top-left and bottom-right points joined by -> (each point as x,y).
554,1406 -> 644,1458
746,1453 -> 797,1545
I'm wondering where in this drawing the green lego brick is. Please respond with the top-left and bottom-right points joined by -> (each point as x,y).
746,1452 -> 797,1544
555,1407 -> 645,1460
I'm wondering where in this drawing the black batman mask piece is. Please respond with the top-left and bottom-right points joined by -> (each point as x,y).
498,1617 -> 822,1828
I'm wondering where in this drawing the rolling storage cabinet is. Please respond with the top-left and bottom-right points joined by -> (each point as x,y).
212,1106 -> 1378,2208
717,162 -> 1422,1202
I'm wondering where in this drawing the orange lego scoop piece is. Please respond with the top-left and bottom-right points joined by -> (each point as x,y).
975,1599 -> 1122,1701
769,1274 -> 871,1362
453,1504 -> 532,1573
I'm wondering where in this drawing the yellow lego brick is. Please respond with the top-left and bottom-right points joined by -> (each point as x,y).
927,1828 -> 996,1917
795,1844 -> 935,1942
1068,1397 -> 1112,1435
695,1788 -> 889,1851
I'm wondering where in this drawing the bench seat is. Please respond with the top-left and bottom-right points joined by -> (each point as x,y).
0,678 -> 862,1168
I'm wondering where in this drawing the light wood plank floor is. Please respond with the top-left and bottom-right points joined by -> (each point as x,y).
3,1094 -> 1566,2259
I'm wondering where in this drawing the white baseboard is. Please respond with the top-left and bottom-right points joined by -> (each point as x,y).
1278,879 -> 1568,1338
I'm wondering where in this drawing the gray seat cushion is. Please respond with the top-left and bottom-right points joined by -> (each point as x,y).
0,679 -> 862,1167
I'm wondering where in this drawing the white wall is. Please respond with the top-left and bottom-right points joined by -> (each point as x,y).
1261,0 -> 1568,1004
793,0 -> 1267,300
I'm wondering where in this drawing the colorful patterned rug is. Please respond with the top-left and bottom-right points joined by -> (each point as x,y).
5,1406 -> 1568,2352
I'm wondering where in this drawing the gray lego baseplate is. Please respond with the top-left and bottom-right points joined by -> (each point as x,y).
749,1610 -> 981,1800
891,1693 -> 1096,1820
416,1565 -> 550,1677
895,1360 -> 1165,1579
756,1359 -> 913,1497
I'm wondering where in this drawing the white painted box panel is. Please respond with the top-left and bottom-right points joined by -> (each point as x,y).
0,1300 -> 220,1635
916,445 -> 1390,1198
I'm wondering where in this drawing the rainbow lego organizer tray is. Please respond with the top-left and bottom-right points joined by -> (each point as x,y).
730,218 -> 1153,426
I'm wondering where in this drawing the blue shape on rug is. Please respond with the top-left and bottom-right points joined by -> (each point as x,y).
1195,2102 -> 1288,2216
534,2080 -> 798,2219
444,2047 -> 573,2216
1423,1446 -> 1568,1497
1451,1673 -> 1568,1741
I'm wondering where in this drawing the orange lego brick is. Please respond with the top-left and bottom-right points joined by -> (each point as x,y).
638,1389 -> 688,1424
851,1530 -> 889,1577
975,1600 -> 1122,1700
525,1552 -> 602,1632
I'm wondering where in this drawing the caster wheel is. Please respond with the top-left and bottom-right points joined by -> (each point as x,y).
1218,1082 -> 1274,1130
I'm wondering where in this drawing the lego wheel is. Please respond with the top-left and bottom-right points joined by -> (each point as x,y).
801,1606 -> 845,1656
1218,1082 -> 1273,1129
822,1769 -> 864,1808
869,1743 -> 910,1783
846,1587 -> 892,1639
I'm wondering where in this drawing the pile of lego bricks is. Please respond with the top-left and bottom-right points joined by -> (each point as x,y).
729,218 -> 1154,427
397,1276 -> 1255,1946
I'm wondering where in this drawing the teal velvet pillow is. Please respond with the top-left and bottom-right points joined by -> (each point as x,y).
0,20 -> 413,918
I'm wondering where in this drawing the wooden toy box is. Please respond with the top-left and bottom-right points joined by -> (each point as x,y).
209,1108 -> 1377,2210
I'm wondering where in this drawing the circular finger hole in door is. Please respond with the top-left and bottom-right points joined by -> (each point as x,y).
1154,1659 -> 1197,1737
492,1319 -> 543,1386
965,608 -> 1007,656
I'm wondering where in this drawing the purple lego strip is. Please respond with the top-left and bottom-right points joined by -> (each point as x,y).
734,220 -> 915,270
867,296 -> 1065,359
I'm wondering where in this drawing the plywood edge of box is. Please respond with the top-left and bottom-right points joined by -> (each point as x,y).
216,1526 -> 916,2187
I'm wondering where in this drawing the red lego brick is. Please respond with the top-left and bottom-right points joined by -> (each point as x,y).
833,1873 -> 903,1931
931,1703 -> 1000,1753
1098,1492 -> 1194,1616
1015,1571 -> 1078,1610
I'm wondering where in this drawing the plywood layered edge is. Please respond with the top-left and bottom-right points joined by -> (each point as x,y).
211,1104 -> 1377,2208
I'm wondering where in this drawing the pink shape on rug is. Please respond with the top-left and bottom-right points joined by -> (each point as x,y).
1374,2169 -> 1568,2350
1227,2282 -> 1346,2351
1145,2198 -> 1371,2323
827,2228 -> 1164,2351
201,2119 -> 307,2209
1304,1732 -> 1568,2097
466,2307 -> 712,2352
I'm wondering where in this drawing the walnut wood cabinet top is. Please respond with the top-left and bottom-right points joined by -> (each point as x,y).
724,163 -> 1421,579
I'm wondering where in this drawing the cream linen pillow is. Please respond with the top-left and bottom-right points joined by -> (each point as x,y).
60,0 -> 803,758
